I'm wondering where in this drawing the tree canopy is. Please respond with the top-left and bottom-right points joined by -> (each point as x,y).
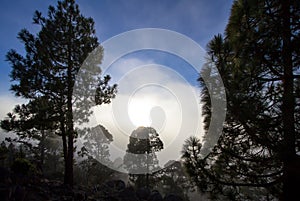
182,0 -> 300,200
1,0 -> 117,186
124,126 -> 163,188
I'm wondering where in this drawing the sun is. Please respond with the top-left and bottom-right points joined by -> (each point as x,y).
128,98 -> 152,127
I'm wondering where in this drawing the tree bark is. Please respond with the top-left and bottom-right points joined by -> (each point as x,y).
40,128 -> 46,174
64,19 -> 75,186
64,64 -> 75,186
61,117 -> 69,185
281,0 -> 298,200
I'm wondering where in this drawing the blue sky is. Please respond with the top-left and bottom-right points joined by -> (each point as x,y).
0,0 -> 233,95
0,0 -> 233,165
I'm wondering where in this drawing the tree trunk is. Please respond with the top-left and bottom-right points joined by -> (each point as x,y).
64,26 -> 75,186
64,71 -> 75,186
64,14 -> 75,186
281,1 -> 297,200
40,129 -> 45,174
65,131 -> 74,187
61,117 -> 69,185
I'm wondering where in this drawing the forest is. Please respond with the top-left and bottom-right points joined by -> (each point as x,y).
0,0 -> 299,200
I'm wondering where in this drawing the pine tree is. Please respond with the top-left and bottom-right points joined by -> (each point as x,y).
124,127 -> 163,188
81,124 -> 113,164
3,0 -> 117,186
1,97 -> 57,172
182,0 -> 300,199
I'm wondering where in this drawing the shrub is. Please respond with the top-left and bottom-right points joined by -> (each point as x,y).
11,158 -> 35,176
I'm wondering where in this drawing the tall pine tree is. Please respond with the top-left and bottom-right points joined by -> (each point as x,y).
4,0 -> 117,186
182,0 -> 300,200
124,127 -> 163,188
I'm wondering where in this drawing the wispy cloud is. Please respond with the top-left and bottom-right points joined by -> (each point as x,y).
0,95 -> 26,142
0,95 -> 26,120
79,56 -> 204,167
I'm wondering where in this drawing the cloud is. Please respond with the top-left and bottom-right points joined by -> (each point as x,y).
78,56 -> 204,168
97,28 -> 208,90
75,28 -> 213,169
0,94 -> 26,120
0,94 -> 26,142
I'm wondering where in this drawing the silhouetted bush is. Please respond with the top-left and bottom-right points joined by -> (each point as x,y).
11,158 -> 35,176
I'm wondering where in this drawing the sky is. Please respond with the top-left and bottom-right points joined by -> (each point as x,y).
0,0 -> 233,169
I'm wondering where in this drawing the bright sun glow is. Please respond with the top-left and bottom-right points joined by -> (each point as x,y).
128,98 -> 153,127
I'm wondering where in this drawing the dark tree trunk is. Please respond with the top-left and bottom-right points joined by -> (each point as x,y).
40,129 -> 45,173
64,27 -> 75,186
65,133 -> 74,187
63,91 -> 74,186
64,73 -> 75,186
281,1 -> 297,200
61,116 -> 71,186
